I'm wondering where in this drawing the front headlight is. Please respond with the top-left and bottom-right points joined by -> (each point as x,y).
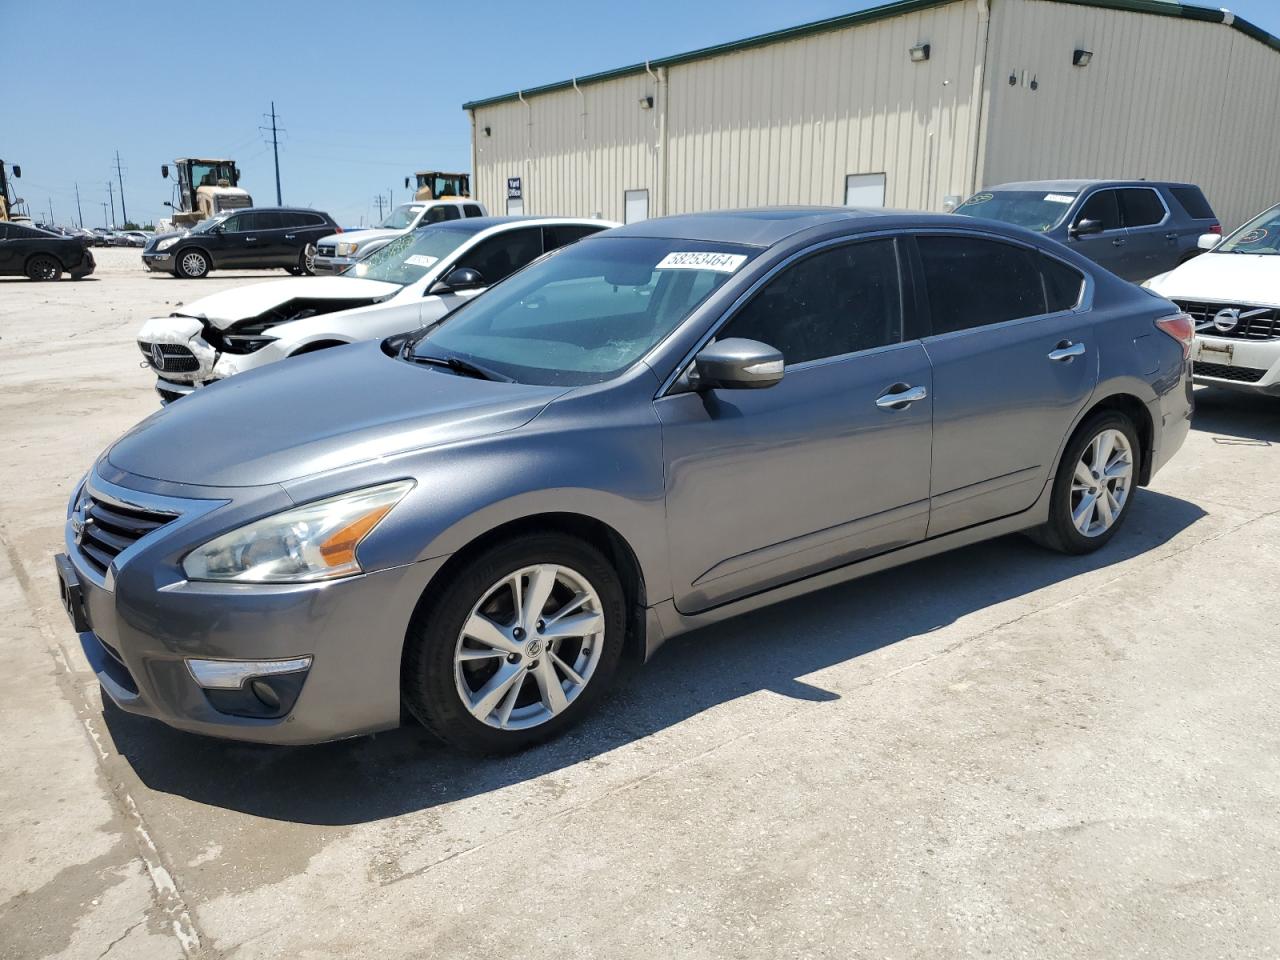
336,241 -> 360,257
182,480 -> 414,583
157,237 -> 179,251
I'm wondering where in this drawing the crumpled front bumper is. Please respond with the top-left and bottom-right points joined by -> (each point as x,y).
138,314 -> 278,404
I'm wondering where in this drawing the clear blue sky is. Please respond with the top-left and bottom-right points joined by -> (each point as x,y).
7,0 -> 1278,228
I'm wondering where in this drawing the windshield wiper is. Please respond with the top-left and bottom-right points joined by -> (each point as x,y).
407,354 -> 512,382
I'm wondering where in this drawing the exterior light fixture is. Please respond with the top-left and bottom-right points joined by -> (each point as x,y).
483,126 -> 492,137
639,96 -> 654,110
909,42 -> 930,63
1008,71 -> 1018,86
1073,48 -> 1093,67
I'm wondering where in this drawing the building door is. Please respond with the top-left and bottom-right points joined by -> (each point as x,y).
624,189 -> 649,224
845,173 -> 886,207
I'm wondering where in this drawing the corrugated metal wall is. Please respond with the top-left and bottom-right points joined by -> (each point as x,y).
470,0 -> 985,220
980,0 -> 1280,229
666,1 -> 983,213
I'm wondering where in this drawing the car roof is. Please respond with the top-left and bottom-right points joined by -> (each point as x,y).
419,216 -> 616,235
604,206 -> 958,246
986,179 -> 1198,193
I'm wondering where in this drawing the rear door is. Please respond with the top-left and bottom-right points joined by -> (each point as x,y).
913,233 -> 1096,537
1117,187 -> 1175,281
1067,188 -> 1131,277
0,224 -> 16,273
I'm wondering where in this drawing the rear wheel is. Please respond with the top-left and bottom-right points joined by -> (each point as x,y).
1034,411 -> 1140,554
176,249 -> 209,279
25,255 -> 62,281
402,533 -> 626,752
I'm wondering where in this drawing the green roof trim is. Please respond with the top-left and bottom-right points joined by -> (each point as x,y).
461,0 -> 1280,111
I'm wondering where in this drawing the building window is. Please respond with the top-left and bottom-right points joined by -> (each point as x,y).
844,173 -> 887,208
624,189 -> 649,224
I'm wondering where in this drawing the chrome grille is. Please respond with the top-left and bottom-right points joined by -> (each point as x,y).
1176,300 -> 1280,341
317,243 -> 337,257
138,340 -> 200,373
73,494 -> 176,578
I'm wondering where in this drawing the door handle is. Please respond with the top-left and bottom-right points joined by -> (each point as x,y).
1111,238 -> 1126,247
875,384 -> 928,410
284,234 -> 296,239
244,236 -> 258,242
1048,340 -> 1086,362
1164,232 -> 1178,241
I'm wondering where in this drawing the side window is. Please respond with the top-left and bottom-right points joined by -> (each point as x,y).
455,228 -> 544,285
219,214 -> 245,233
463,204 -> 484,218
0,224 -> 10,240
1118,188 -> 1167,228
543,224 -> 603,252
253,211 -> 288,230
422,206 -> 460,225
720,239 -> 903,365
1075,190 -> 1122,232
1041,255 -> 1085,313
916,235 -> 1046,334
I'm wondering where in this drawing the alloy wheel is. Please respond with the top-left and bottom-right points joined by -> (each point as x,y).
453,563 -> 605,731
1071,428 -> 1134,537
303,243 -> 317,273
180,251 -> 207,277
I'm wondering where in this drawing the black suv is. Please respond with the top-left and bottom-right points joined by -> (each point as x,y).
0,222 -> 95,280
142,207 -> 339,278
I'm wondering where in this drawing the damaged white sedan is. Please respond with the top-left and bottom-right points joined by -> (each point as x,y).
137,217 -> 614,403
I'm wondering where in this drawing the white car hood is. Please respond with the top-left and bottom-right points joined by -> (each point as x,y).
322,227 -> 403,246
167,276 -> 402,329
1146,253 -> 1280,307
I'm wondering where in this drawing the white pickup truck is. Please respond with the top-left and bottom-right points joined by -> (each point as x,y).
311,199 -> 488,274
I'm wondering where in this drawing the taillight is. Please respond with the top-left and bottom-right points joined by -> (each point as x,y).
1209,224 -> 1222,235
334,225 -> 344,233
1155,312 -> 1194,359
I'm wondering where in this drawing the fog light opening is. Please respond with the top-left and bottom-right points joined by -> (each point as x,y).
250,678 -> 282,711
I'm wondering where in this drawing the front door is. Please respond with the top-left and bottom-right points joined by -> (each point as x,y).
420,225 -> 548,326
1067,188 -> 1131,278
658,237 -> 934,613
912,233 -> 1098,536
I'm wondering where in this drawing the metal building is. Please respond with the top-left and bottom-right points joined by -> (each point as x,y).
463,0 -> 1280,230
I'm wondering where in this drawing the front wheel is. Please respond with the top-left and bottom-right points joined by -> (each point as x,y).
298,243 -> 317,276
26,255 -> 62,281
402,533 -> 626,752
176,249 -> 210,279
1035,411 -> 1140,554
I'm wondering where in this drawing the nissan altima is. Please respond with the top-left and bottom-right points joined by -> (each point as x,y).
56,208 -> 1194,752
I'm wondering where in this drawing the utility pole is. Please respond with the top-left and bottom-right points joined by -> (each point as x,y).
101,201 -> 109,228
74,182 -> 84,227
267,101 -> 283,205
114,150 -> 128,225
48,198 -> 54,226
107,181 -> 116,227
374,194 -> 386,220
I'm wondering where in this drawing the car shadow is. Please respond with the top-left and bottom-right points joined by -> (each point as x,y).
1191,387 -> 1279,444
103,489 -> 1206,826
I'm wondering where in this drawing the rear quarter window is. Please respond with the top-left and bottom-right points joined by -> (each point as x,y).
1041,255 -> 1085,312
1170,186 -> 1215,221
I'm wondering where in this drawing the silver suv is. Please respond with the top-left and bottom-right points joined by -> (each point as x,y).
56,208 -> 1193,752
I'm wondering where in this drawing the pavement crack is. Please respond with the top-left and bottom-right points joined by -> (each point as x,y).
95,918 -> 143,960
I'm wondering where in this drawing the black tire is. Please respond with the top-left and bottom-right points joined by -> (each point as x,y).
175,248 -> 210,279
1034,410 -> 1141,555
298,243 -> 317,276
402,532 -> 626,753
286,266 -> 303,276
25,255 -> 62,281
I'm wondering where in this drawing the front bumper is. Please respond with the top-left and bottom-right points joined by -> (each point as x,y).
142,251 -> 175,273
311,253 -> 356,274
57,469 -> 445,745
1191,334 -> 1280,395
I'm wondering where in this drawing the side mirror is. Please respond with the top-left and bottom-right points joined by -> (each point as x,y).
11,165 -> 20,178
693,338 -> 784,391
233,167 -> 241,180
160,164 -> 169,179
433,266 -> 485,293
1070,218 -> 1103,238
1197,233 -> 1220,252
404,176 -> 411,189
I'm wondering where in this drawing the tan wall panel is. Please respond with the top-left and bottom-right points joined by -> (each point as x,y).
982,0 -> 1280,229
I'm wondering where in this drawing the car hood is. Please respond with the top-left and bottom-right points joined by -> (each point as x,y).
322,227 -> 403,246
106,341 -> 566,487
1146,253 -> 1280,307
169,276 -> 404,329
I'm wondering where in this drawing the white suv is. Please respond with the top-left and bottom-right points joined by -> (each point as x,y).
1145,202 -> 1280,395
311,200 -> 488,274
137,217 -> 616,403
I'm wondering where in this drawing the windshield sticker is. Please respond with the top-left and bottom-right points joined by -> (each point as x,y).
1044,193 -> 1075,204
404,254 -> 439,268
656,251 -> 747,273
1238,228 -> 1268,245
962,193 -> 993,206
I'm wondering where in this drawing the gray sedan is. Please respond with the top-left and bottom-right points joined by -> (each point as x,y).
55,208 -> 1194,751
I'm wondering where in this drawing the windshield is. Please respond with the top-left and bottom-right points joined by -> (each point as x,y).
409,237 -> 758,386
1216,204 -> 1280,255
379,204 -> 426,230
954,190 -> 1078,232
347,224 -> 476,285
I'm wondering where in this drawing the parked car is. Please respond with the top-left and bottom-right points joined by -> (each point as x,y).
141,207 -> 339,279
57,208 -> 1192,750
89,227 -> 116,247
955,180 -> 1219,282
136,216 -> 614,402
1144,202 -> 1280,395
312,200 -> 488,274
0,222 -> 95,280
